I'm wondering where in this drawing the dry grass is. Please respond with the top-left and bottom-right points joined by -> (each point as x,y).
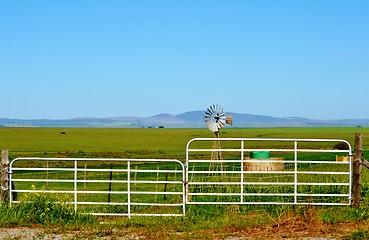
0,218 -> 367,239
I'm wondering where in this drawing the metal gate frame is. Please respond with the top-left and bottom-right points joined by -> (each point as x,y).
186,138 -> 353,206
7,137 -> 354,218
9,158 -> 186,218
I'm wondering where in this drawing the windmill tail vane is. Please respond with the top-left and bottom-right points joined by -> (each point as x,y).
226,114 -> 233,126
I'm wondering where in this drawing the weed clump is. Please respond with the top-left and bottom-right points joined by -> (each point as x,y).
0,192 -> 96,227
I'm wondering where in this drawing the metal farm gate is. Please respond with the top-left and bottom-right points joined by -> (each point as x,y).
186,138 -> 352,206
7,138 -> 353,218
9,158 -> 185,218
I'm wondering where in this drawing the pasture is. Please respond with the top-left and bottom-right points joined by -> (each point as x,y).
1,127 -> 369,239
1,127 -> 369,159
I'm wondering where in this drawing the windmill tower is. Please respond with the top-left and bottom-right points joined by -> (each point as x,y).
204,104 -> 233,171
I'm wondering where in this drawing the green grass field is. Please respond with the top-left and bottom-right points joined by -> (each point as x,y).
2,127 -> 369,239
1,127 -> 368,159
4,127 -> 369,211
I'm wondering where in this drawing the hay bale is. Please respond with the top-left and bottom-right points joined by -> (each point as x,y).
336,155 -> 349,162
244,158 -> 285,171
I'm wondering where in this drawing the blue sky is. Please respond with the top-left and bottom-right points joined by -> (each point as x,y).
1,1 -> 368,120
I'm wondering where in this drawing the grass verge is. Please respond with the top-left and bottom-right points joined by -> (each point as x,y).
2,195 -> 369,239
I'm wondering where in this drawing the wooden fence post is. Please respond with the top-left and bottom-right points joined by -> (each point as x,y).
0,150 -> 9,204
352,133 -> 363,207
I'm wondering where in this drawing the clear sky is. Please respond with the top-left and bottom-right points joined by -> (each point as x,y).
1,1 -> 368,120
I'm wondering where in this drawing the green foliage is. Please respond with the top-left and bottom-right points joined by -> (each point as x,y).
321,205 -> 369,225
344,229 -> 369,240
333,141 -> 350,150
0,192 -> 96,227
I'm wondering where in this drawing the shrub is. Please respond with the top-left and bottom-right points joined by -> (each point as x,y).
333,142 -> 349,150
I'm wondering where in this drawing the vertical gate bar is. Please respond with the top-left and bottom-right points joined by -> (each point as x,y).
74,159 -> 77,212
155,166 -> 159,202
134,166 -> 137,192
8,171 -> 12,205
294,141 -> 298,204
163,166 -> 168,201
83,161 -> 86,210
240,140 -> 244,203
46,161 -> 49,190
8,154 -> 13,206
349,152 -> 353,204
182,163 -> 186,216
185,142 -> 189,204
127,160 -> 131,218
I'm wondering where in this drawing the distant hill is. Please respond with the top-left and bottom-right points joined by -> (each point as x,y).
1,111 -> 369,128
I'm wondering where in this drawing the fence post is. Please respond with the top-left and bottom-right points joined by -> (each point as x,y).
0,150 -> 9,204
352,133 -> 363,207
108,163 -> 113,203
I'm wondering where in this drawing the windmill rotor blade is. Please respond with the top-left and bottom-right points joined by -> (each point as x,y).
219,119 -> 226,127
205,113 -> 212,119
206,121 -> 211,127
206,121 -> 218,132
217,104 -> 222,113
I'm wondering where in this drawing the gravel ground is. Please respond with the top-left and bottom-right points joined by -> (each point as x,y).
0,228 -> 73,240
0,228 -> 335,240
0,222 -> 363,240
0,228 -> 143,240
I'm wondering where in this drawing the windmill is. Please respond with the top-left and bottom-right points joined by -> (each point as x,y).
204,104 -> 233,171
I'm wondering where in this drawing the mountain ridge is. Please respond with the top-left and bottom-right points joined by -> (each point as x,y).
1,111 -> 368,128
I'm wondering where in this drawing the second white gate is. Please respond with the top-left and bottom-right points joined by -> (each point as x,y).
186,138 -> 352,206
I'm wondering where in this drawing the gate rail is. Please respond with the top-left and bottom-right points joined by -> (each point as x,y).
9,158 -> 185,218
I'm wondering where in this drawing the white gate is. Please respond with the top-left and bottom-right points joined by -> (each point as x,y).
9,158 -> 185,217
186,138 -> 352,206
8,138 -> 353,218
